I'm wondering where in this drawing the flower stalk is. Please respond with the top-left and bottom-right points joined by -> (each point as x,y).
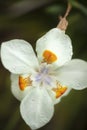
57,3 -> 72,31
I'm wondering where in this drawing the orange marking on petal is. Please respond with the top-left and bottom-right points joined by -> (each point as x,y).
19,76 -> 32,91
43,50 -> 57,64
52,84 -> 67,98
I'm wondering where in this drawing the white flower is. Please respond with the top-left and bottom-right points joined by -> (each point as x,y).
1,28 -> 87,130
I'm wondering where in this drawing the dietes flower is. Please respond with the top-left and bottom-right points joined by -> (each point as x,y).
1,28 -> 87,130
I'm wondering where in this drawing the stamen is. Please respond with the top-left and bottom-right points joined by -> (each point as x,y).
43,50 -> 57,64
19,76 -> 32,91
52,83 -> 67,98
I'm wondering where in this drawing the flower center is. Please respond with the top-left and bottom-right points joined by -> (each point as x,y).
18,63 -> 67,99
31,63 -> 56,87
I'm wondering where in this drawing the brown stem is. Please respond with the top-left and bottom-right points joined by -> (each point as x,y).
57,3 -> 72,31
64,3 -> 72,18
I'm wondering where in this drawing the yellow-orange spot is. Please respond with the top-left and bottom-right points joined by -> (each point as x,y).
43,50 -> 57,64
19,76 -> 32,91
52,84 -> 67,98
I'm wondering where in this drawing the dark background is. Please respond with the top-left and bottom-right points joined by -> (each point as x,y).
0,0 -> 87,130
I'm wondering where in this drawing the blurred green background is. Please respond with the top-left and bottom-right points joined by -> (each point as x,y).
0,0 -> 87,130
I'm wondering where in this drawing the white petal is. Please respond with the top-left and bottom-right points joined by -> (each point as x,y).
36,28 -> 73,67
20,87 -> 54,129
57,59 -> 87,90
1,39 -> 39,74
11,74 -> 32,101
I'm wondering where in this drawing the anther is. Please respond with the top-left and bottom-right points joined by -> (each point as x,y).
19,76 -> 32,91
52,83 -> 67,98
43,50 -> 57,64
